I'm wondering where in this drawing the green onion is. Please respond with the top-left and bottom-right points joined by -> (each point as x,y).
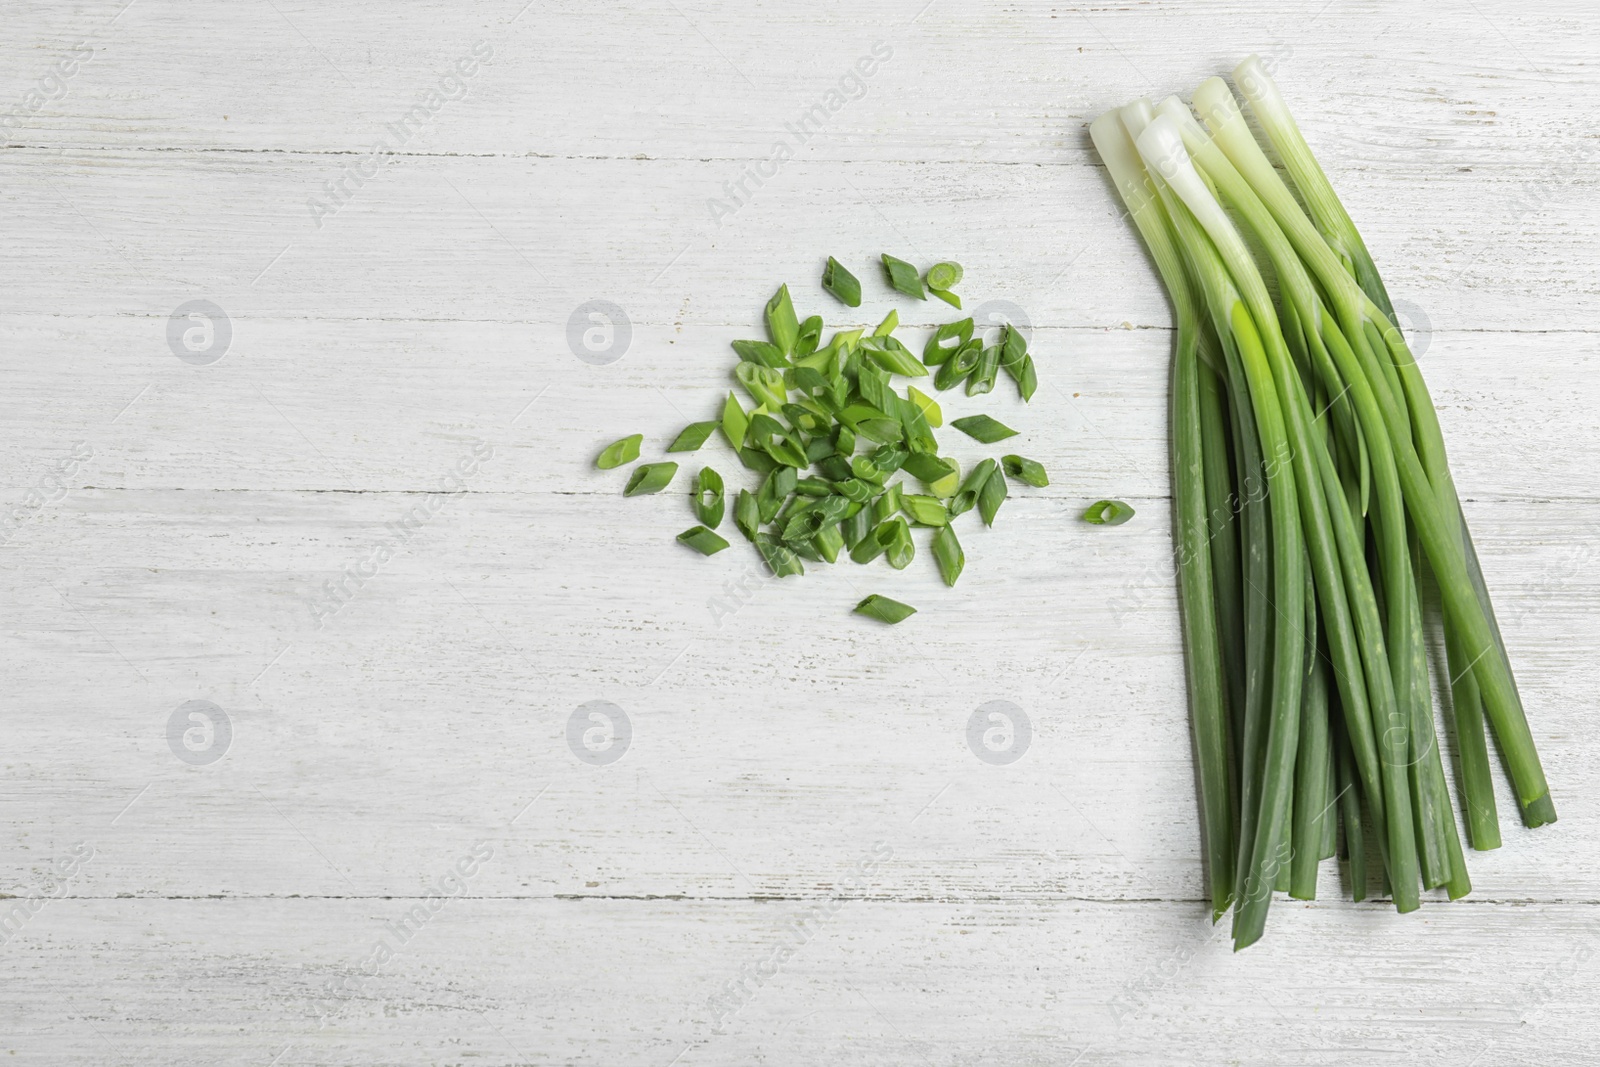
732,339 -> 786,368
874,309 -> 899,337
765,284 -> 800,357
933,339 -> 982,391
734,488 -> 759,541
949,458 -> 997,518
720,393 -> 749,450
902,452 -> 955,487
861,336 -> 929,378
754,532 -> 804,577
667,422 -> 718,452
881,254 -> 926,300
1082,499 -> 1133,525
624,462 -> 678,496
854,594 -> 917,624
596,434 -> 643,470
901,494 -> 949,527
927,262 -> 962,291
795,315 -> 823,358
906,386 -> 943,427
1001,455 -> 1048,487
814,523 -> 846,563
880,517 -> 915,569
822,256 -> 863,307
692,467 -> 725,527
976,462 -> 1007,526
677,525 -> 730,555
930,524 -> 964,586
923,319 -> 973,366
950,414 -> 1017,443
928,457 -> 961,498
964,344 -> 1001,397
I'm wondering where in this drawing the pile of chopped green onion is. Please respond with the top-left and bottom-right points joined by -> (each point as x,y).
598,257 -> 1049,622
1092,57 -> 1555,948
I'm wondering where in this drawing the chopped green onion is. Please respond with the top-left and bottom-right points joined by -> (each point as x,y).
765,284 -> 800,356
927,262 -> 963,291
720,393 -> 749,450
965,344 -> 1001,397
874,309 -> 899,337
732,339 -> 786,368
624,462 -> 678,496
795,315 -> 823,358
881,254 -> 926,300
794,476 -> 832,497
1002,454 -> 1049,487
1016,355 -> 1038,402
934,339 -> 983,391
1082,499 -> 1134,526
902,452 -> 955,487
906,386 -> 943,428
677,525 -> 730,555
871,482 -> 905,525
667,422 -> 718,452
880,516 -> 915,569
860,336 -> 929,378
842,507 -> 872,550
950,414 -> 1017,443
929,457 -> 961,498
597,434 -> 643,470
692,466 -> 725,527
923,319 -> 973,366
735,362 -> 788,410
931,524 -> 964,586
854,594 -> 917,624
901,494 -> 949,527
949,458 -> 997,517
734,488 -> 759,541
929,288 -> 961,309
754,532 -> 804,577
977,462 -> 1008,526
822,256 -> 862,307
814,523 -> 846,564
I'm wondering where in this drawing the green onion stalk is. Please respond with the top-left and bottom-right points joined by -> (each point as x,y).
1091,60 -> 1554,946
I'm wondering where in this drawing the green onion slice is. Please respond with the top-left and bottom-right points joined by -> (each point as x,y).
874,309 -> 899,337
950,414 -> 1018,443
677,525 -> 730,555
734,488 -> 760,541
965,345 -> 1001,397
926,261 -> 963,291
597,434 -> 643,470
860,336 -> 929,378
795,315 -> 823,358
929,288 -> 961,309
854,594 -> 917,624
949,458 -> 997,517
754,532 -> 805,577
906,386 -> 943,427
922,319 -> 973,366
977,462 -> 1008,526
720,393 -> 749,450
901,493 -> 949,527
931,524 -> 964,586
1001,454 -> 1049,488
692,466 -> 725,527
1082,499 -> 1135,526
822,257 -> 862,307
765,284 -> 800,356
667,421 -> 718,452
732,339 -> 786,368
881,254 -> 926,300
624,462 -> 678,496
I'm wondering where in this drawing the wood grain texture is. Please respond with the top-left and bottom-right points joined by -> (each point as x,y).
3,0 -> 1598,1063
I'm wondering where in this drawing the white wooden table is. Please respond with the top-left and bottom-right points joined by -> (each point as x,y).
4,1 -> 1598,1063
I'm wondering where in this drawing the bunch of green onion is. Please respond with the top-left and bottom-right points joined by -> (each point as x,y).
597,256 -> 1051,623
1090,57 -> 1554,949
